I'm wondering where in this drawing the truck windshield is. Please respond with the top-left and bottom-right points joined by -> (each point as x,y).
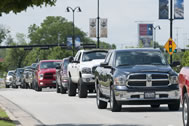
116,51 -> 168,67
82,51 -> 107,62
40,62 -> 60,69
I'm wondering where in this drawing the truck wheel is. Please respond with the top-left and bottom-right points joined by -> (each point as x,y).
56,82 -> 60,93
60,85 -> 67,94
110,86 -> 121,112
168,100 -> 180,111
35,81 -> 42,92
68,77 -> 76,96
151,105 -> 160,108
78,78 -> 88,98
96,84 -> 107,109
183,93 -> 189,126
5,85 -> 9,88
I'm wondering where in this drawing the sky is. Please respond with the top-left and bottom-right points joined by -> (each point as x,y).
0,0 -> 189,49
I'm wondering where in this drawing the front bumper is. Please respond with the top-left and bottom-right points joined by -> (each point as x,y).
114,84 -> 180,105
82,74 -> 95,83
38,80 -> 56,88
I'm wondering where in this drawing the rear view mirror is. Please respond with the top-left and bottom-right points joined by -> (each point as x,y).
56,64 -> 61,69
69,56 -> 74,63
171,61 -> 181,67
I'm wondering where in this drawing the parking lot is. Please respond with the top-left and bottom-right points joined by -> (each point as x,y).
0,88 -> 183,126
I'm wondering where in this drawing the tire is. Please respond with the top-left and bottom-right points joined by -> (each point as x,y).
35,81 -> 42,92
78,78 -> 88,98
60,84 -> 67,94
110,86 -> 121,112
5,85 -> 9,88
168,100 -> 180,111
151,104 -> 160,108
183,93 -> 189,126
68,77 -> 76,96
56,82 -> 60,93
96,84 -> 107,109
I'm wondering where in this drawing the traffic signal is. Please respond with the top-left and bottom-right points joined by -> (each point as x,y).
169,40 -> 172,52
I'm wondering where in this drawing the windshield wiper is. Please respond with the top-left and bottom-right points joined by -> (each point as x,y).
117,64 -> 131,67
150,63 -> 163,65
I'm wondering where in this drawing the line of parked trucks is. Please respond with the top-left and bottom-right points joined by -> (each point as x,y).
4,48 -> 189,126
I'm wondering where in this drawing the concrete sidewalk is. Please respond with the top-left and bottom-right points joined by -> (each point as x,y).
0,95 -> 44,126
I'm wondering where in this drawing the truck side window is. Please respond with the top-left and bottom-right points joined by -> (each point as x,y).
104,52 -> 112,64
77,53 -> 81,62
108,52 -> 114,66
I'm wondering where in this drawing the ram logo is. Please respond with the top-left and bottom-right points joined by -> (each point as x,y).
146,74 -> 152,87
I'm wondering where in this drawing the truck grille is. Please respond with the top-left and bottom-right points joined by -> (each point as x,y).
127,73 -> 169,87
44,73 -> 54,79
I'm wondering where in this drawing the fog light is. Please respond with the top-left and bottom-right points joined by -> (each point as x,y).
40,82 -> 43,85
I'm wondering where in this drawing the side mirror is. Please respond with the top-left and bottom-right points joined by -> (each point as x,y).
72,60 -> 80,64
56,64 -> 61,69
100,62 -> 111,68
69,56 -> 74,63
100,62 -> 108,67
171,61 -> 181,67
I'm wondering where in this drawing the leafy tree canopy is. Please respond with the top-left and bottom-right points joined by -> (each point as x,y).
0,0 -> 56,16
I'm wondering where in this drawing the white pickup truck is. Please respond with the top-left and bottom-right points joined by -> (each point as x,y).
67,49 -> 108,98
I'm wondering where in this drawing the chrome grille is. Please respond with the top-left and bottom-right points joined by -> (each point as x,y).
127,73 -> 169,87
44,73 -> 54,79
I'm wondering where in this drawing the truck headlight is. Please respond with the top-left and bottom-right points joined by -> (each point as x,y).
82,67 -> 91,74
114,75 -> 127,86
39,74 -> 44,80
170,76 -> 178,84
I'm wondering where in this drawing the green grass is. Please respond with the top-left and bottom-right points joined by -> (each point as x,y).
0,108 -> 15,126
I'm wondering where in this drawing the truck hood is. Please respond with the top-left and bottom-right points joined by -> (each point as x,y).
116,65 -> 176,75
80,59 -> 104,68
39,68 -> 56,74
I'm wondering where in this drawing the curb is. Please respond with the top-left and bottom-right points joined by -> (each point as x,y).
0,95 -> 44,126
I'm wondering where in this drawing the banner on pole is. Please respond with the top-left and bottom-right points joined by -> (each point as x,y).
75,37 -> 81,48
67,37 -> 72,48
159,0 -> 169,19
89,18 -> 96,37
138,24 -> 153,47
100,18 -> 108,38
174,0 -> 184,19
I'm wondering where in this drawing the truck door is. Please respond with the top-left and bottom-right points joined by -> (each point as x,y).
101,52 -> 112,95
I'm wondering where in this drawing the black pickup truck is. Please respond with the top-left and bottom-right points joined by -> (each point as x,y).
94,48 -> 180,112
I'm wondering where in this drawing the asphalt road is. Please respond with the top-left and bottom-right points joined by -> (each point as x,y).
0,88 -> 183,126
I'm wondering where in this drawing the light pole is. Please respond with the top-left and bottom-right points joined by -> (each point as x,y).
66,6 -> 81,56
152,25 -> 161,48
97,0 -> 100,48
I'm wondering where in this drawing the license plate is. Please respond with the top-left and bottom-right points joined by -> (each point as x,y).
144,92 -> 155,99
52,81 -> 56,83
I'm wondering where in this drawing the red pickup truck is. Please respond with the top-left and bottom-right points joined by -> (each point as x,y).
179,67 -> 189,126
34,60 -> 61,91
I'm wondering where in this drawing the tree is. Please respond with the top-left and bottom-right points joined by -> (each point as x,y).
4,33 -> 28,69
0,0 -> 56,16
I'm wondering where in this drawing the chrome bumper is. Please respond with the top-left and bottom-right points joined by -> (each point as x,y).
82,74 -> 95,83
114,86 -> 180,102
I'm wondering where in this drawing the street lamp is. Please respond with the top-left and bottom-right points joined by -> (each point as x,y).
151,25 -> 161,48
66,6 -> 82,56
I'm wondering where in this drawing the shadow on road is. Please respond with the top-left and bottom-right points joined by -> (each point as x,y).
106,106 -> 182,113
36,124 -> 146,126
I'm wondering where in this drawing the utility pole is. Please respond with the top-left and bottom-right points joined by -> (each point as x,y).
97,0 -> 100,48
170,0 -> 173,64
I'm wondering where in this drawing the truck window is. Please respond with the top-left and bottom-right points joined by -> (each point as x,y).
82,51 -> 107,62
115,51 -> 168,67
40,62 -> 61,69
104,52 -> 112,64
